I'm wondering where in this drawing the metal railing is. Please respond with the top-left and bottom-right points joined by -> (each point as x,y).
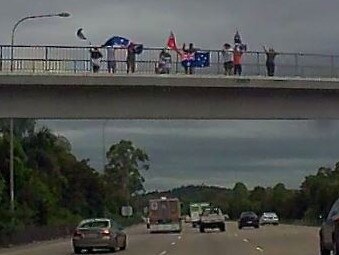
1,45 -> 339,78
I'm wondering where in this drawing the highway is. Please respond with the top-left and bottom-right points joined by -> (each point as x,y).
0,222 -> 319,255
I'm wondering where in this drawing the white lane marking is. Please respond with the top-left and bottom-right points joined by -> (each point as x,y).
178,235 -> 182,240
243,238 -> 249,243
171,242 -> 176,245
234,233 -> 238,237
159,251 -> 167,255
256,246 -> 264,252
255,246 -> 264,254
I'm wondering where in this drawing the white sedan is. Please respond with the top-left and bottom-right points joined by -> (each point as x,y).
259,212 -> 279,225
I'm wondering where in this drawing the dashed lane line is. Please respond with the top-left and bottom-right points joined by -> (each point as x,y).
159,251 -> 167,255
256,246 -> 264,253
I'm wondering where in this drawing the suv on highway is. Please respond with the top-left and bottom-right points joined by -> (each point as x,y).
72,218 -> 127,254
260,212 -> 279,225
199,207 -> 226,232
238,211 -> 259,229
320,198 -> 339,255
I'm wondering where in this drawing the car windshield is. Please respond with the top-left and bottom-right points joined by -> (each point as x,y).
79,220 -> 110,228
241,212 -> 256,217
328,199 -> 339,220
263,213 -> 277,217
203,208 -> 219,215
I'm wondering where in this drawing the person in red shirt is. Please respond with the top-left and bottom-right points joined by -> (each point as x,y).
233,46 -> 244,76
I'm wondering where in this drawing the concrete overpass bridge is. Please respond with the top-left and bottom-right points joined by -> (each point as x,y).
1,73 -> 339,119
1,45 -> 339,119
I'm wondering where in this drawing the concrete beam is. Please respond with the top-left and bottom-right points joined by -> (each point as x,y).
1,73 -> 339,119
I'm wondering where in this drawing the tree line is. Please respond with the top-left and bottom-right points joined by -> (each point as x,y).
144,166 -> 339,224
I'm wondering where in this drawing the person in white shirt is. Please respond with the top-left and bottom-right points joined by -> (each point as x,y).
106,46 -> 116,73
222,43 -> 234,75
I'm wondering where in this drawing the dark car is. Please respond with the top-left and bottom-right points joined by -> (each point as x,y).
320,198 -> 339,255
238,211 -> 259,229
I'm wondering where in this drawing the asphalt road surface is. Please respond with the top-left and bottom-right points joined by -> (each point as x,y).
0,222 -> 319,255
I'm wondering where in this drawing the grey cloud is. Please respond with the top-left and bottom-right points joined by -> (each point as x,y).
38,120 -> 339,190
1,0 -> 339,53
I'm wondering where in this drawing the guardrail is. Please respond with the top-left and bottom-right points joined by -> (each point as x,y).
0,45 -> 338,78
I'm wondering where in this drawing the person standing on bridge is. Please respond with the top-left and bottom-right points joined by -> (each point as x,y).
233,46 -> 244,76
263,46 -> 278,76
106,46 -> 116,74
222,43 -> 234,75
90,47 -> 103,73
126,43 -> 136,74
182,43 -> 196,75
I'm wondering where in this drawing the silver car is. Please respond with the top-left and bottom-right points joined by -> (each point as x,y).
260,212 -> 279,225
72,218 -> 127,254
320,198 -> 339,255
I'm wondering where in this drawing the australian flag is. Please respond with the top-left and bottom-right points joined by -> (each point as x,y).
194,51 -> 210,68
103,36 -> 131,48
181,51 -> 210,68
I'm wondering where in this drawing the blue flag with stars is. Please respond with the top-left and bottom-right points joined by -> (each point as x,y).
194,51 -> 210,68
103,36 -> 131,48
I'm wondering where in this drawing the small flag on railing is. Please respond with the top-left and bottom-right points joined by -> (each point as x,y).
181,52 -> 195,68
194,51 -> 210,68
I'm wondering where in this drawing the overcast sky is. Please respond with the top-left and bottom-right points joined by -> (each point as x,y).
1,0 -> 339,53
38,120 -> 339,191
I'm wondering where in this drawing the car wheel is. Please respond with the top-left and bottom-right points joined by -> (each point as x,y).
220,223 -> 225,232
255,225 -> 259,229
238,225 -> 242,230
320,245 -> 331,255
73,247 -> 82,254
109,247 -> 116,253
199,225 -> 205,233
120,238 -> 127,251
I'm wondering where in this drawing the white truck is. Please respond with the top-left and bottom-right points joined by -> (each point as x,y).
189,202 -> 210,228
148,197 -> 182,233
199,207 -> 226,233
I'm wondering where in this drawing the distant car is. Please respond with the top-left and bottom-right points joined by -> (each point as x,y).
260,212 -> 279,225
199,207 -> 226,232
320,198 -> 339,255
72,218 -> 127,254
238,211 -> 259,229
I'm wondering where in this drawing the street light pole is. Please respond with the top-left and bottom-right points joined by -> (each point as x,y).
10,12 -> 70,71
8,12 -> 70,213
9,118 -> 14,213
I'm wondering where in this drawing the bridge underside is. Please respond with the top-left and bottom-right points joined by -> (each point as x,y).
1,74 -> 339,119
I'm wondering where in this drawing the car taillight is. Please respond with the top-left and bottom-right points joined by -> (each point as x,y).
73,230 -> 83,238
101,229 -> 110,236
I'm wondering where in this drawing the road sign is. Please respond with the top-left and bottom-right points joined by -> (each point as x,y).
121,206 -> 133,217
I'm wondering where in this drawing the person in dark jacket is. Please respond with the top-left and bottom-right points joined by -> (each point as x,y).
263,46 -> 278,76
126,43 -> 136,74
90,47 -> 103,73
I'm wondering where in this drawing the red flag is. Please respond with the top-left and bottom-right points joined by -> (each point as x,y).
167,31 -> 178,51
